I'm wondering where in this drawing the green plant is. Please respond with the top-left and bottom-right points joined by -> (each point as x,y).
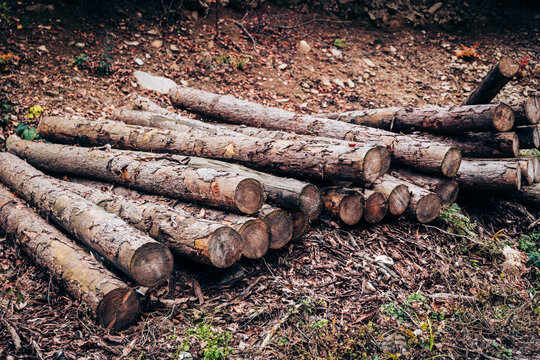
438,203 -> 477,238
333,38 -> 346,48
96,36 -> 114,76
0,2 -> 10,27
519,232 -> 540,269
187,322 -> 233,360
215,53 -> 230,65
14,122 -> 39,141
25,105 -> 44,119
73,54 -> 89,67
232,57 -> 248,71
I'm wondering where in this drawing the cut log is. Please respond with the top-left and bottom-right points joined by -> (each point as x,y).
520,155 -> 540,183
321,103 -> 514,134
0,152 -> 173,287
7,137 -> 265,215
390,168 -> 459,206
463,56 -> 520,105
0,185 -> 139,330
518,158 -> 535,185
515,126 -> 539,149
514,96 -> 540,125
456,159 -> 522,191
509,184 -> 540,208
38,115 -> 383,184
168,86 -> 462,177
289,210 -> 308,240
370,175 -> 411,216
403,182 -> 441,224
362,190 -> 388,224
320,187 -> 364,225
258,204 -> 294,249
56,180 -> 243,268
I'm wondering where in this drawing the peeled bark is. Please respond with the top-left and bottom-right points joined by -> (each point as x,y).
362,190 -> 388,224
463,56 -> 520,105
0,185 -> 139,330
405,182 -> 441,224
38,115 -> 383,184
169,86 -> 461,177
321,103 -> 514,134
258,204 -> 294,249
456,159 -> 522,191
515,126 -> 539,149
390,168 -> 459,206
370,175 -> 411,216
56,180 -> 243,268
0,153 -> 173,287
320,187 -> 364,225
514,96 -> 540,125
7,137 -> 265,215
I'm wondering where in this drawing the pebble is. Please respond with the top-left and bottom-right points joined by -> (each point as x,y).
147,29 -> 158,35
363,58 -> 376,68
134,58 -> 144,66
278,63 -> 288,70
151,40 -> 163,48
333,78 -> 345,87
321,76 -> 332,87
389,45 -> 397,53
462,85 -> 472,92
298,40 -> 311,54
170,44 -> 180,52
125,40 -> 140,46
37,45 -> 48,53
375,255 -> 394,267
347,79 -> 355,88
64,107 -> 75,114
72,76 -> 82,83
330,48 -> 342,58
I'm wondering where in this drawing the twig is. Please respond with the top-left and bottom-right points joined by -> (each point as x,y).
233,20 -> 259,53
1,318 -> 22,351
259,303 -> 302,348
422,224 -> 498,251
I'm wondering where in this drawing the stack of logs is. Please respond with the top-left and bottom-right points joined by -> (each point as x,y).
1,56 -> 538,330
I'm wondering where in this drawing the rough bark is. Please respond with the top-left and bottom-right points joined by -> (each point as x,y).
321,103 -> 514,134
361,189 -> 388,224
456,159 -> 522,191
7,137 -> 265,215
463,56 -> 520,105
258,204 -> 294,249
0,153 -> 173,287
168,86 -> 461,177
370,175 -> 411,216
320,187 -> 364,225
515,126 -> 539,149
390,168 -> 459,206
38,115 -> 383,184
514,96 -> 540,125
56,180 -> 243,268
0,185 -> 139,330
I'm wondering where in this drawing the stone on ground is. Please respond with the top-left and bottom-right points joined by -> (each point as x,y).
133,71 -> 177,94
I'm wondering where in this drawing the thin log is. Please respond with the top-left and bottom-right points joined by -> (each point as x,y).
38,115 -> 383,184
362,189 -> 388,224
520,155 -> 540,183
390,168 -> 459,206
321,103 -> 514,133
515,126 -> 539,149
463,56 -> 520,105
320,187 -> 364,225
514,96 -> 540,125
7,137 -> 265,215
169,86 -> 462,177
0,185 -> 139,330
370,175 -> 411,216
456,159 -> 522,191
0,153 -> 173,287
403,182 -> 441,224
258,204 -> 294,249
289,210 -> 308,240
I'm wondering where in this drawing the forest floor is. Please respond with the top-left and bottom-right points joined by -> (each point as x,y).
1,1 -> 539,359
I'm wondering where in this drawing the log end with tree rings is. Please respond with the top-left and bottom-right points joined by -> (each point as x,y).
262,209 -> 294,249
376,145 -> 392,175
290,210 -> 308,240
361,147 -> 383,183
299,184 -> 323,220
499,56 -> 520,78
434,179 -> 459,206
364,191 -> 388,224
441,148 -> 462,177
493,103 -> 515,132
96,288 -> 140,331
337,192 -> 364,225
388,184 -> 410,216
207,226 -> 244,267
415,193 -> 441,224
237,219 -> 270,259
234,178 -> 266,214
525,97 -> 540,124
129,243 -> 174,287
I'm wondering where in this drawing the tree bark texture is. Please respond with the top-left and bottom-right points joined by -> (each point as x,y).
370,175 -> 411,216
320,187 -> 364,225
390,168 -> 459,206
456,159 -> 522,191
514,96 -> 540,125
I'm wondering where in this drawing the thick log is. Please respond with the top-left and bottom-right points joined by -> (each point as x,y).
362,190 -> 388,224
370,175 -> 410,216
520,155 -> 540,183
515,126 -> 539,149
258,204 -> 294,249
514,97 -> 540,125
402,181 -> 441,223
390,168 -> 459,206
321,103 -> 514,134
56,180 -> 243,268
456,159 -> 522,191
38,115 -> 383,184
0,153 -> 173,287
169,86 -> 462,177
463,56 -> 520,105
289,210 -> 308,240
7,137 -> 265,215
518,158 -> 535,185
320,187 -> 364,225
0,185 -> 139,330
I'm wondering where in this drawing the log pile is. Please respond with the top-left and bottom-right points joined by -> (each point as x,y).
1,56 -> 537,330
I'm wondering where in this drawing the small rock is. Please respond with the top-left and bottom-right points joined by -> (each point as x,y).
330,48 -> 342,58
134,70 -> 177,94
310,89 -> 319,94
145,53 -> 151,59
333,78 -> 344,87
45,89 -> 59,97
170,63 -> 180,71
428,2 -> 443,14
180,80 -> 188,86
321,76 -> 332,87
363,58 -> 375,68
298,40 -> 311,54
170,44 -> 180,52
176,352 -> 193,360
72,76 -> 82,83
375,255 -> 394,267
440,75 -> 447,81
278,63 -> 288,70
347,79 -> 355,88
125,40 -> 140,46
134,58 -> 144,66
301,82 -> 310,89
75,42 -> 85,49
151,40 -> 163,49
64,107 -> 75,114
389,45 -> 397,53
37,45 -> 49,53
462,84 -> 472,92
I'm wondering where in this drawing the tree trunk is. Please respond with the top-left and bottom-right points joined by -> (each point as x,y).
463,56 -> 520,105
0,153 -> 173,287
456,159 -> 522,191
0,185 -> 139,330
321,103 -> 514,134
370,175 -> 411,216
56,179 -> 243,268
515,126 -> 539,149
390,168 -> 459,206
514,96 -> 540,125
38,115 -> 383,184
320,187 -> 364,225
361,189 -> 388,224
168,86 -> 462,177
258,204 -> 294,249
7,136 -> 265,215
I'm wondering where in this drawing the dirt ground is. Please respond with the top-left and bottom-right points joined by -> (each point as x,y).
1,1 -> 539,359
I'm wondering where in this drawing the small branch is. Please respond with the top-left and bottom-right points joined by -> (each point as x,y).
259,303 -> 302,349
1,318 -> 22,351
234,20 -> 259,53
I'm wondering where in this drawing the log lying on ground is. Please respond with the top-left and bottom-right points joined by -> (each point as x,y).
515,126 -> 539,149
38,115 -> 383,184
520,155 -> 540,183
7,137 -> 265,215
402,182 -> 441,224
508,184 -> 540,208
390,168 -> 459,206
463,56 -> 520,105
320,187 -> 364,225
258,204 -> 294,249
0,153 -> 173,287
320,103 -> 514,134
169,86 -> 462,177
518,157 -> 535,185
370,175 -> 411,216
456,159 -> 522,191
361,190 -> 388,224
0,185 -> 139,330
56,180 -> 243,268
514,96 -> 540,125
